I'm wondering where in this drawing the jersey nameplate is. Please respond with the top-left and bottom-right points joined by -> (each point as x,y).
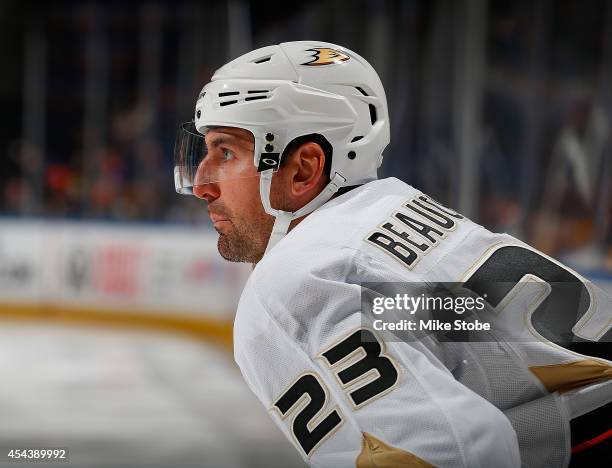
365,195 -> 464,269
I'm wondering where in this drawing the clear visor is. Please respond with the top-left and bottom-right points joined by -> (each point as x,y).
174,122 -> 265,195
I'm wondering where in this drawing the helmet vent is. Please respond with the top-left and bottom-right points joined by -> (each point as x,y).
355,86 -> 369,96
368,104 -> 377,125
218,91 -> 271,106
351,136 -> 363,142
253,56 -> 272,64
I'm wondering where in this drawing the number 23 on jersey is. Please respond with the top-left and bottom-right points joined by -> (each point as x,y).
272,329 -> 399,457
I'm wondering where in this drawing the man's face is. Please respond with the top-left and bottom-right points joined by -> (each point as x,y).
193,127 -> 279,264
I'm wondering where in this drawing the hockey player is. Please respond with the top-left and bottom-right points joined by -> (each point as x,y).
174,41 -> 611,467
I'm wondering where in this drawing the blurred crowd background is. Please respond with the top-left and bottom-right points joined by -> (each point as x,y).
0,2 -> 610,466
1,0 -> 611,271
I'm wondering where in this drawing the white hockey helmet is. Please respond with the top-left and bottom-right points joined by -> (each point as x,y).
174,40 -> 390,253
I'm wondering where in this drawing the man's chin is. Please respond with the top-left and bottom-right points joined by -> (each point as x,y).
217,234 -> 247,263
217,233 -> 263,264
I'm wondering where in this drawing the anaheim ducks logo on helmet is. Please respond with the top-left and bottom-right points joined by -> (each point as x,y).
301,47 -> 350,66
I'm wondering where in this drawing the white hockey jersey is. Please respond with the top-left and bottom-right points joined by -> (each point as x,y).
233,177 -> 611,468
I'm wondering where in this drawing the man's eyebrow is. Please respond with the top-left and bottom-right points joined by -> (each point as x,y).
206,135 -> 237,149
206,134 -> 253,148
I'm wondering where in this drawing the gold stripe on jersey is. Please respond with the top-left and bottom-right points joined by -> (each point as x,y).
529,358 -> 612,393
356,432 -> 435,468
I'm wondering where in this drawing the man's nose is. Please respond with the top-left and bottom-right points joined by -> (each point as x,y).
193,182 -> 220,202
193,158 -> 220,201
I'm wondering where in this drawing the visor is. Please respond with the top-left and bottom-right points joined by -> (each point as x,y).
174,122 -> 271,195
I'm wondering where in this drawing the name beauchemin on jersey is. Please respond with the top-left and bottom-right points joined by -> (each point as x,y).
365,194 -> 465,269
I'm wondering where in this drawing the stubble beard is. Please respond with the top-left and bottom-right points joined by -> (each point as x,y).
216,213 -> 273,264
215,181 -> 294,264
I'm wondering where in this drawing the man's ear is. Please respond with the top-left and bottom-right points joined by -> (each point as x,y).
289,142 -> 326,197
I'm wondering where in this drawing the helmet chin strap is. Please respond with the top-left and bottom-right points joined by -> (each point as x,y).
259,170 -> 346,255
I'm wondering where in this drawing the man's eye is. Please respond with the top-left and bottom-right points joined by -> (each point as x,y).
222,149 -> 234,161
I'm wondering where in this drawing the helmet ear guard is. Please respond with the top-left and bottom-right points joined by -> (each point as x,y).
259,168 -> 347,255
177,41 -> 390,255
